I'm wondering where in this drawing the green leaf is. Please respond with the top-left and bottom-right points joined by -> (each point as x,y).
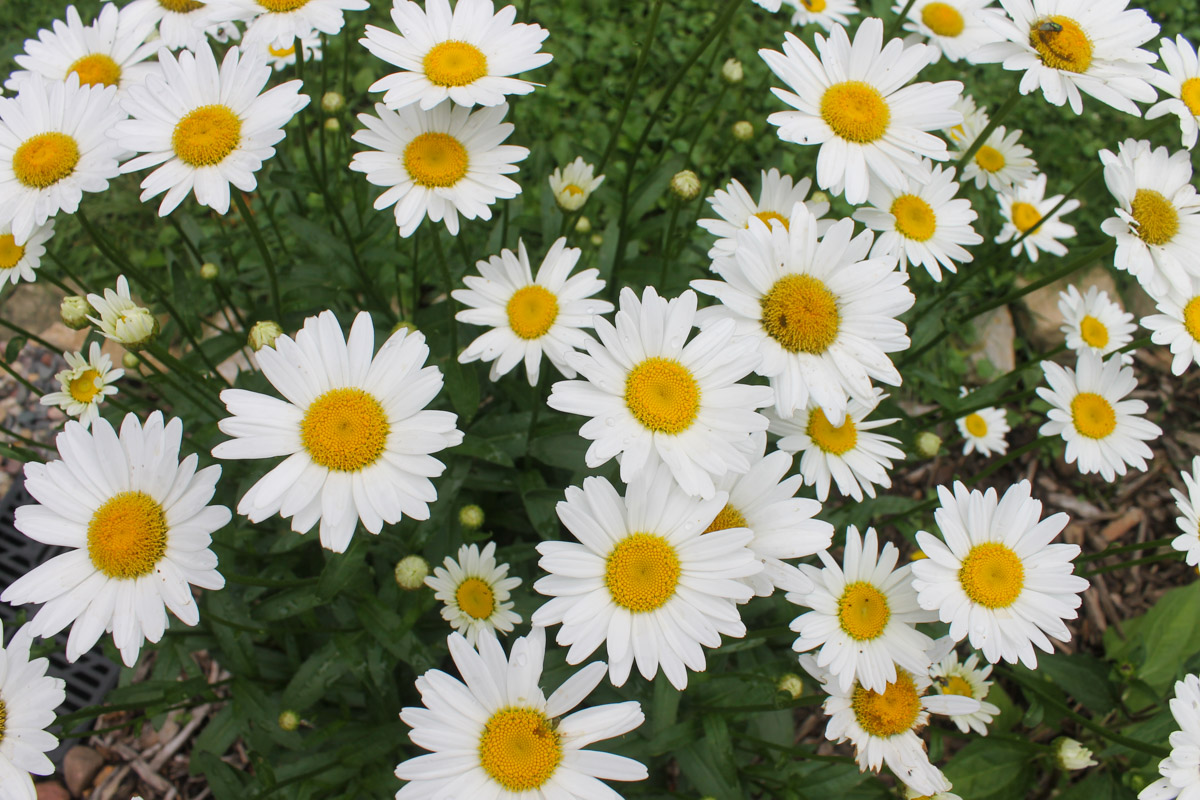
1106,582 -> 1200,693
1058,771 -> 1136,800
317,538 -> 368,601
1037,653 -> 1117,714
518,469 -> 561,539
281,634 -> 363,711
5,335 -> 26,362
191,752 -> 247,795
942,739 -> 1037,799
455,434 -> 516,467
192,705 -> 238,759
444,358 -> 480,423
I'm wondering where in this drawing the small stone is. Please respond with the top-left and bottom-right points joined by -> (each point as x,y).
62,746 -> 104,796
34,781 -> 69,800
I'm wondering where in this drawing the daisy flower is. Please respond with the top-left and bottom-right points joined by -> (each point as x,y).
1170,457 -> 1200,567
362,0 -> 552,111
1147,36 -> 1200,150
211,310 -> 464,553
0,623 -> 66,799
0,219 -> 54,288
753,0 -> 783,10
911,480 -> 1090,667
531,468 -> 761,689
548,157 -> 604,212
350,101 -> 527,237
0,74 -> 124,243
955,121 -> 1037,193
112,42 -> 309,217
1037,350 -> 1162,482
547,287 -> 772,500
767,391 -> 904,503
1057,284 -> 1136,360
396,627 -> 647,798
263,31 -> 322,71
995,174 -> 1080,262
956,389 -> 1010,457
906,792 -> 963,800
853,162 -> 982,281
943,93 -> 987,147
899,0 -> 1001,64
425,542 -> 521,645
1,412 -> 229,667
693,205 -> 914,421
929,647 -> 1001,735
1100,139 -> 1200,298
1142,278 -> 1200,375
759,17 -> 963,205
86,275 -> 159,350
698,167 -> 830,262
453,237 -> 613,385
215,0 -> 369,45
973,0 -> 1160,116
1141,674 -> 1200,800
39,341 -> 124,428
790,526 -> 935,693
120,0 -> 236,52
785,0 -> 858,32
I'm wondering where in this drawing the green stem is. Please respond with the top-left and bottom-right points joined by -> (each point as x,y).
738,734 -> 855,764
233,191 -> 283,321
0,316 -> 61,353
0,358 -> 43,396
658,200 -> 684,287
955,80 -> 1022,170
429,230 -> 458,355
961,240 -> 1115,321
967,437 -> 1049,485
696,695 -> 822,713
1012,161 -> 1101,247
225,573 -> 320,588
884,0 -> 919,41
1084,552 -> 1182,577
1077,537 -> 1175,563
595,0 -> 666,177
0,423 -> 55,451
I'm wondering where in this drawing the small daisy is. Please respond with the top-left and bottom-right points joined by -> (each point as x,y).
547,287 -> 772,500
853,162 -> 982,281
350,101 -> 527,237
532,467 -> 761,689
0,219 -> 54,288
1037,350 -> 1162,482
698,167 -> 830,262
900,0 -> 1001,64
974,0 -> 1160,116
211,310 -> 464,553
956,390 -> 1009,457
86,275 -> 159,350
453,237 -> 613,385
1142,278 -> 1200,375
955,121 -> 1037,193
995,174 -> 1080,262
425,542 -> 521,645
907,792 -> 963,800
120,0 -> 235,52
362,0 -> 552,111
759,17 -> 963,205
0,623 -> 66,799
263,31 -> 322,71
1170,457 -> 1200,567
929,646 -> 1001,735
548,157 -> 604,212
784,0 -> 859,36
1141,674 -> 1200,800
39,342 -> 124,429
112,42 -> 309,217
396,627 -> 647,799
214,0 -> 369,45
1058,284 -> 1136,360
1,412 -> 230,667
912,480 -> 1090,667
1147,36 -> 1200,150
943,93 -> 988,147
767,390 -> 905,503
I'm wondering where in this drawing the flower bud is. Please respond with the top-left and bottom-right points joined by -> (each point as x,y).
721,57 -> 743,84
670,170 -> 701,201
810,191 -> 829,205
574,215 -> 592,235
60,296 -> 94,330
459,504 -> 485,531
394,555 -> 431,590
321,90 -> 345,113
1054,737 -> 1097,771
914,431 -> 942,458
278,710 -> 301,732
777,673 -> 804,699
732,120 -> 754,141
324,117 -> 340,133
200,262 -> 219,281
122,351 -> 140,370
392,319 -> 419,337
248,320 -> 284,352
589,233 -> 604,247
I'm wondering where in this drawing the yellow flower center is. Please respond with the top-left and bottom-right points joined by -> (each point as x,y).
624,357 -> 700,434
807,409 -> 857,455
257,0 -> 309,11
922,2 -> 965,36
68,53 -> 122,87
838,581 -> 890,641
563,183 -> 585,196
68,368 -> 103,404
268,43 -> 297,58
605,532 -> 681,613
1030,16 -> 1093,74
974,145 -> 1006,173
891,194 -> 937,242
851,671 -> 922,738
0,698 -> 6,744
87,491 -> 169,580
941,674 -> 975,698
702,503 -> 748,534
404,132 -> 469,188
172,105 -> 242,167
1079,315 -> 1109,349
301,387 -> 390,472
1011,201 -> 1042,233
423,40 -> 489,87
158,0 -> 205,11
963,412 -> 988,438
1070,392 -> 1116,439
0,234 -> 25,269
760,274 -> 840,354
1130,188 -> 1179,246
506,285 -> 559,340
478,708 -> 562,792
958,542 -> 1025,608
820,81 -> 891,144
749,210 -> 790,230
1182,78 -> 1200,117
12,132 -> 80,189
1183,296 -> 1200,342
801,0 -> 827,10
455,577 -> 496,620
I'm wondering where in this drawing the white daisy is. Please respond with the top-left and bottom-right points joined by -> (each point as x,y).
1142,278 -> 1200,376
912,480 -> 1090,667
112,42 -> 309,217
1147,35 -> 1200,150
362,0 -> 552,111
942,93 -> 988,147
853,162 -> 982,281
753,0 -> 783,10
396,627 -> 647,799
1100,139 -> 1200,298
548,157 -> 604,212
120,0 -> 236,52
693,205 -> 914,422
350,101 -> 527,237
973,0 -> 1160,116
768,391 -> 904,503
0,623 -> 66,800
1170,457 -> 1200,568
214,0 -> 369,45
547,286 -> 772,500
0,74 -> 124,243
86,275 -> 159,350
1057,284 -> 1136,360
900,0 -> 1001,63
1,412 -> 230,667
39,341 -> 124,429
929,647 -> 1001,735
698,167 -> 830,261
784,0 -> 859,32
1037,350 -> 1162,482
906,791 -> 962,800
211,310 -> 464,553
955,389 -> 1009,457
453,237 -> 613,385
0,219 -> 54,288
425,542 -> 521,645
995,174 -> 1080,262
1141,674 -> 1200,800
955,120 -> 1037,193
759,17 -> 963,205
532,468 -> 761,690
263,31 -> 322,71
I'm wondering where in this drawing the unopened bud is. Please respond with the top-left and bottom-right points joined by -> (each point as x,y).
121,351 -> 140,370
60,296 -> 94,330
394,555 -> 430,590
777,673 -> 804,699
574,215 -> 592,235
732,120 -> 753,141
459,504 -> 485,531
248,320 -> 284,351
278,710 -> 301,731
321,90 -> 344,113
810,191 -> 829,205
1054,737 -> 1097,771
200,262 -> 219,281
589,233 -> 603,247
721,57 -> 744,84
324,117 -> 340,132
914,431 -> 942,459
391,319 -> 418,337
670,170 -> 701,201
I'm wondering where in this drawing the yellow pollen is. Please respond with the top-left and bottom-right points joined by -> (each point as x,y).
1079,315 -> 1109,349
563,183 -> 585,196
702,503 -> 748,534
760,274 -> 840,354
0,234 -> 25,269
851,671 -> 922,737
974,145 -> 1006,173
891,194 -> 937,242
404,132 -> 469,188
172,105 -> 242,167
941,675 -> 975,698
624,357 -> 700,434
0,698 -> 6,744
838,581 -> 890,640
1182,78 -> 1200,117
1030,16 -> 1093,73
1070,392 -> 1116,439
268,43 -> 296,58
807,409 -> 857,455
257,0 -> 310,11
455,577 -> 496,620
921,2 -> 965,36
87,491 -> 168,580
749,210 -> 790,230
478,708 -> 562,791
423,40 -> 489,87
1130,188 -> 1179,246
605,533 -> 681,613
801,0 -> 826,9
963,412 -> 988,438
69,368 -> 102,404
301,387 -> 390,472
1011,201 -> 1042,233
158,0 -> 205,11
1183,296 -> 1200,342
821,81 -> 891,144
958,542 -> 1025,608
506,285 -> 559,340
68,53 -> 122,87
12,132 -> 80,189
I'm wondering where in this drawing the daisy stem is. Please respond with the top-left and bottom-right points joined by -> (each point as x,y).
137,354 -> 222,420
430,230 -> 458,355
696,695 -> 823,713
963,240 -> 1116,320
594,0 -> 666,177
0,423 -> 53,451
1077,537 -> 1175,563
0,356 -> 44,396
884,0 -> 919,40
233,191 -> 284,322
524,369 -> 544,465
658,199 -> 683,287
0,315 -> 63,354
954,81 -> 1022,171
1011,162 -> 1102,248
967,436 -> 1050,485
1083,551 -> 1183,577
737,734 -> 856,764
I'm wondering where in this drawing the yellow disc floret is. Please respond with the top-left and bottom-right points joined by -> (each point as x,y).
0,698 -> 6,744
404,132 -> 469,188
891,194 -> 937,242
838,581 -> 890,641
1183,295 -> 1200,342
87,491 -> 169,579
963,413 -> 988,438
1011,201 -> 1042,233
851,671 -> 922,737
455,577 -> 496,620
1182,78 -> 1200,117
173,105 -> 242,167
974,145 -> 1006,174
301,387 -> 391,472
257,0 -> 310,11
69,54 -> 122,87
958,542 -> 1025,608
1070,392 -> 1116,439
506,285 -> 559,340
159,0 -> 205,11
922,3 -> 965,37
1130,188 -> 1179,246
268,43 -> 297,58
807,409 -> 857,455
750,210 -> 790,230
478,707 -> 562,791
821,81 -> 891,144
1079,315 -> 1109,349
1030,16 -> 1093,74
69,368 -> 102,404
801,0 -> 827,10
0,234 -> 25,269
760,274 -> 840,354
703,503 -> 748,534
605,533 -> 681,613
13,132 -> 80,189
624,357 -> 700,434
941,675 -> 975,698
423,41 -> 489,87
